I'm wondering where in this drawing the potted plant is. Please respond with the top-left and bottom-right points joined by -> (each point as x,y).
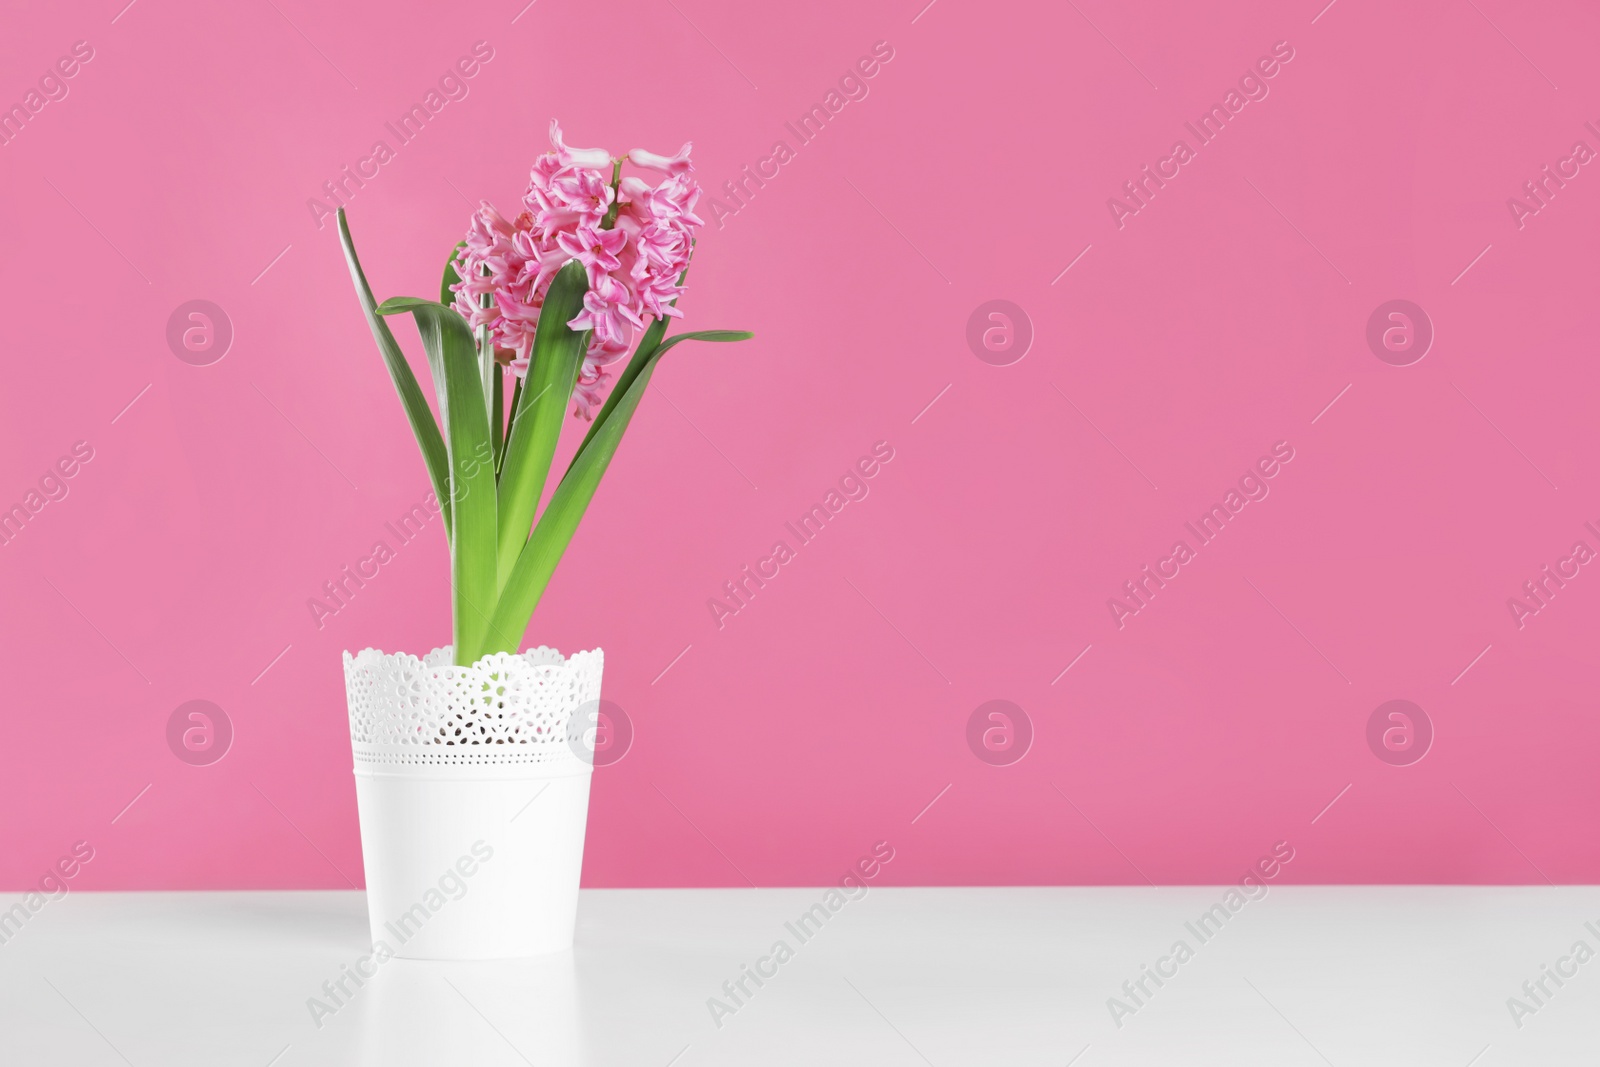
337,121 -> 750,959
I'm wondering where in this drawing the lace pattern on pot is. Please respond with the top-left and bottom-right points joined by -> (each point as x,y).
343,645 -> 602,767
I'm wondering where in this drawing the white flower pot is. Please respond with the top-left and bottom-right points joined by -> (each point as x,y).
343,645 -> 602,959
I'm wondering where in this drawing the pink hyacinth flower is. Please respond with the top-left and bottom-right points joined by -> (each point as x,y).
556,224 -> 628,283
549,119 -> 613,170
450,120 -> 706,416
572,363 -> 610,420
627,141 -> 694,176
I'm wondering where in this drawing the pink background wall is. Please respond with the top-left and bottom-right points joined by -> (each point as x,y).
2,0 -> 1597,890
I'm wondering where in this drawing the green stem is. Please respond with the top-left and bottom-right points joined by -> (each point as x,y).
490,365 -> 504,461
600,159 -> 623,230
477,264 -> 494,417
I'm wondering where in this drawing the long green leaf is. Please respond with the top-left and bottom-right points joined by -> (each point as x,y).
493,260 -> 589,591
568,315 -> 667,464
336,209 -> 453,539
443,240 -> 500,429
569,329 -> 752,474
481,329 -> 752,655
441,239 -> 498,418
376,297 -> 499,666
441,241 -> 465,305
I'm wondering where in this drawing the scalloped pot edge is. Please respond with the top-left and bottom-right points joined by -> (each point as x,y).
343,645 -> 605,768
342,645 -> 601,671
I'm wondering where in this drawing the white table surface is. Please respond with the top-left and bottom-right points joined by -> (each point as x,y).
1,886 -> 1595,1065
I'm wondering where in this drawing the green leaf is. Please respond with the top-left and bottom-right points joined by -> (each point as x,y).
656,330 -> 756,344
441,239 -> 497,414
570,328 -> 752,472
482,328 -> 752,655
336,209 -> 453,539
493,260 -> 589,591
377,296 -> 500,667
570,315 -> 668,462
441,240 -> 465,305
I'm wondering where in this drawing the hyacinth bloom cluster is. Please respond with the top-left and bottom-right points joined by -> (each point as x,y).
451,121 -> 704,418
